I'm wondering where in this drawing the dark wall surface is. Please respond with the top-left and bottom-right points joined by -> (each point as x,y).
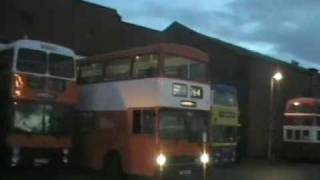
0,0 -> 318,158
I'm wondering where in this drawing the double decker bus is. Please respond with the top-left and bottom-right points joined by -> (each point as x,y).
283,97 -> 320,160
0,39 -> 78,167
77,43 -> 210,178
209,85 -> 240,164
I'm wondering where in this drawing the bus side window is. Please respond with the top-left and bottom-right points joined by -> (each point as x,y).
133,110 -> 155,134
78,112 -> 96,133
0,49 -> 13,135
0,49 -> 13,73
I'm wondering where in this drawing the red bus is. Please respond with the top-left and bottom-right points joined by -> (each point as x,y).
77,43 -> 211,178
283,97 -> 320,159
0,39 -> 78,167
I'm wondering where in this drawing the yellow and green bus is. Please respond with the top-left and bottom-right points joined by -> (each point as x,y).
209,85 -> 240,164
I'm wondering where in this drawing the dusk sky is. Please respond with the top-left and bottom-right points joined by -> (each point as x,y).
85,0 -> 320,69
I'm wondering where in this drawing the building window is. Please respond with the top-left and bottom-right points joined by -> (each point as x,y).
132,110 -> 155,134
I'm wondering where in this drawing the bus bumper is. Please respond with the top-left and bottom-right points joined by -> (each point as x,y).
283,142 -> 320,160
154,163 -> 206,180
7,147 -> 70,167
211,147 -> 237,165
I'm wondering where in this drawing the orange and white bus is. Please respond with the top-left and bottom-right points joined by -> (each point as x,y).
0,39 -> 78,167
283,97 -> 320,160
77,43 -> 210,178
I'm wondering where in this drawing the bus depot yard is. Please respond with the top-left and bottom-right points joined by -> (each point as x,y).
3,160 -> 320,180
1,39 -> 320,180
1,1 -> 320,180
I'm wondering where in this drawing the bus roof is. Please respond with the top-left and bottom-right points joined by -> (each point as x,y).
82,43 -> 209,64
287,97 -> 320,106
2,39 -> 75,56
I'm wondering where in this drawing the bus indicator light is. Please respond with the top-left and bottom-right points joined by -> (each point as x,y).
15,74 -> 24,88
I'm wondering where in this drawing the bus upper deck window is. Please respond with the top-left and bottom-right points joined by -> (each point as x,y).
79,63 -> 104,83
104,58 -> 131,80
133,54 -> 158,78
49,53 -> 74,78
17,48 -> 46,74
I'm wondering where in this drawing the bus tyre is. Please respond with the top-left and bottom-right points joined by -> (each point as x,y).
103,153 -> 124,179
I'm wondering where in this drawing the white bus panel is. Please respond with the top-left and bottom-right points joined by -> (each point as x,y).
78,78 -> 210,111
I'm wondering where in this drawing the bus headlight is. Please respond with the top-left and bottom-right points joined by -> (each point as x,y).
156,153 -> 166,166
200,152 -> 209,164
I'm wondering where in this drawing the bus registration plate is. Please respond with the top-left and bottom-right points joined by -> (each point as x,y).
179,169 -> 192,175
34,158 -> 50,165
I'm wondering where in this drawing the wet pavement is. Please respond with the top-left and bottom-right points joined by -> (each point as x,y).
2,160 -> 320,180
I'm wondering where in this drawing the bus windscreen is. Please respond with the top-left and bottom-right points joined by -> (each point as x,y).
213,89 -> 238,107
17,48 -> 47,74
210,126 -> 237,142
49,53 -> 74,78
160,110 -> 207,142
12,102 -> 73,135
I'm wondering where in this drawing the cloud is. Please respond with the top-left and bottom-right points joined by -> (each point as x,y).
86,0 -> 320,68
225,0 -> 320,67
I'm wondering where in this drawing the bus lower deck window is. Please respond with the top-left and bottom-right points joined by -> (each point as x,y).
302,130 -> 309,140
294,130 -> 300,140
286,129 -> 293,139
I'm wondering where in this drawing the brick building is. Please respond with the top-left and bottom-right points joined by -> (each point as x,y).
0,0 -> 319,158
